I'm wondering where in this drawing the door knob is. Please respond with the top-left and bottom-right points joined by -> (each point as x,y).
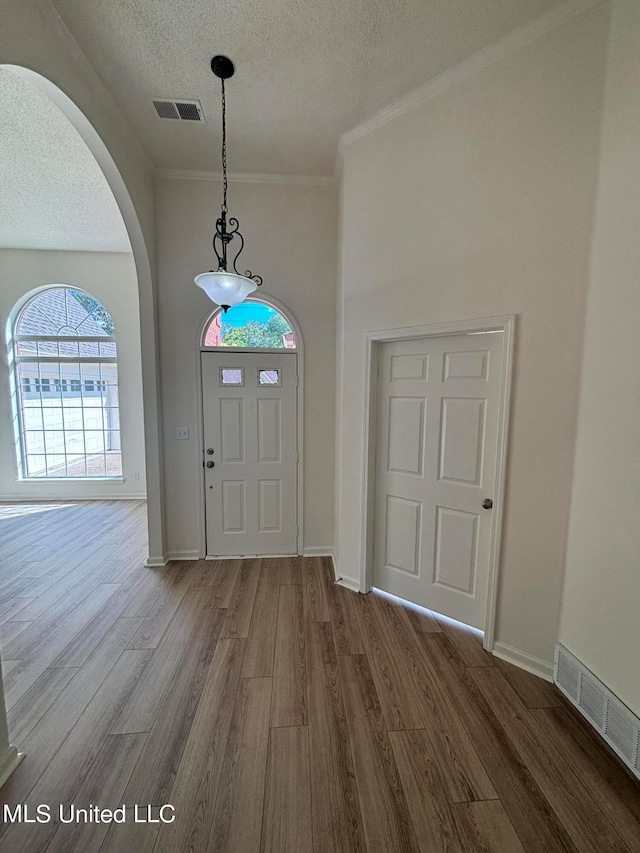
207,448 -> 214,455
206,461 -> 215,468
482,498 -> 493,509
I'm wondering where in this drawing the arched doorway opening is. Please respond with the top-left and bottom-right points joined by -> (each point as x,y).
0,65 -> 163,562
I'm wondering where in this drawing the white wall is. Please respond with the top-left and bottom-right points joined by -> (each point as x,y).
0,249 -> 146,499
156,177 -> 337,556
559,0 -> 640,716
336,4 -> 610,666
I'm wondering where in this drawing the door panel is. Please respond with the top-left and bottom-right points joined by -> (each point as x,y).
373,334 -> 503,629
202,351 -> 297,556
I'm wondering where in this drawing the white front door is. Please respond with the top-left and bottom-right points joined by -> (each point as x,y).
201,351 -> 298,556
373,333 -> 503,629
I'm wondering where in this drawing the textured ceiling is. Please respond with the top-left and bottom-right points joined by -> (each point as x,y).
49,0 -> 564,176
0,69 -> 131,252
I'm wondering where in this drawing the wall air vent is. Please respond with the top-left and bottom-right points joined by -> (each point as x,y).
555,644 -> 640,781
152,99 -> 205,122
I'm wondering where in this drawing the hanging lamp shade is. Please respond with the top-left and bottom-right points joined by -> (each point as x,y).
194,270 -> 257,309
194,55 -> 262,311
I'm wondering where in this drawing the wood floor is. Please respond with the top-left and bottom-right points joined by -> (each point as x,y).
1,501 -> 639,852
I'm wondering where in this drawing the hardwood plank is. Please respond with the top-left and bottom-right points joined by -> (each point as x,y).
0,617 -> 144,804
399,600 -> 443,634
433,612 -> 494,667
100,808 -> 161,853
271,584 -> 306,727
0,596 -> 34,627
306,622 -> 365,853
242,562 -> 280,678
207,677 -> 272,853
422,633 -> 578,852
470,667 -> 629,852
360,592 -> 496,803
50,567 -> 153,667
188,559 -> 241,606
389,729 -> 468,851
337,653 -> 420,853
126,563 -> 194,649
355,591 -> 425,729
112,586 -> 211,734
221,558 -> 261,638
0,620 -> 33,652
455,801 -> 526,852
45,732 -> 147,853
122,603 -> 226,806
1,649 -> 151,853
261,726 -> 313,853
3,583 -> 121,710
274,555 -> 302,586
153,638 -> 246,853
0,659 -> 21,676
532,706 -> 640,852
302,556 -> 330,622
328,582 -> 365,655
494,655 -> 562,708
7,666 -> 77,745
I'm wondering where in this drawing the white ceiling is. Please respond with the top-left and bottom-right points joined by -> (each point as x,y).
49,0 -> 565,176
0,69 -> 131,252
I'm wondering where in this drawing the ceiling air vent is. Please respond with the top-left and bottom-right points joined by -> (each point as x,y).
152,99 -> 205,122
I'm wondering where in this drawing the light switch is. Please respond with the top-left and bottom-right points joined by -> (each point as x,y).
176,427 -> 190,440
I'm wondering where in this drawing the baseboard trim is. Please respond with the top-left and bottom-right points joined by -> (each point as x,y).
0,746 -> 24,789
145,555 -> 167,568
165,550 -> 202,562
335,576 -> 361,593
0,493 -> 146,501
492,642 -> 554,682
302,547 -> 334,557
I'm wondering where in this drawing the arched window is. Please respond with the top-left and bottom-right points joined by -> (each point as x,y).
10,287 -> 121,478
202,300 -> 297,349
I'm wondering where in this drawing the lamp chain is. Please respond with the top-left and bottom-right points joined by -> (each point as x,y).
221,77 -> 228,213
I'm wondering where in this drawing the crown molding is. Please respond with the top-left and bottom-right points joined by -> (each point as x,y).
31,0 -> 154,174
335,0 -> 604,174
155,168 -> 336,186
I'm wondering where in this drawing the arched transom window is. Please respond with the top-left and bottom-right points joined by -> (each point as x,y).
203,300 -> 296,349
10,287 -> 121,478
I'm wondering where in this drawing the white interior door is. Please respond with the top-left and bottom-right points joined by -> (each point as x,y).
202,351 -> 298,556
372,333 -> 503,629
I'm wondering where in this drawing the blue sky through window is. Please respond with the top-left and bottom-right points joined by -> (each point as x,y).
220,302 -> 279,328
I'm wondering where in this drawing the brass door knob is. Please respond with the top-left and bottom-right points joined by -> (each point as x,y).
482,498 -> 493,509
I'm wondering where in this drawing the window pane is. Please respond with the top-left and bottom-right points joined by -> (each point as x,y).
66,456 -> 87,477
204,302 -> 295,349
258,369 -> 280,385
79,341 -> 100,357
12,289 -> 120,480
87,455 -> 106,476
220,368 -> 243,385
106,452 -> 122,477
44,431 -> 66,455
46,455 -> 67,477
24,430 -> 44,454
99,341 -> 117,357
26,455 -> 47,476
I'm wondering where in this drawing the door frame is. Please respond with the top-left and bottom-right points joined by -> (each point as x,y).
361,315 -> 515,651
195,294 -> 305,558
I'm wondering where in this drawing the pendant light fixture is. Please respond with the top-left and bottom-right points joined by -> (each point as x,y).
195,55 -> 262,312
